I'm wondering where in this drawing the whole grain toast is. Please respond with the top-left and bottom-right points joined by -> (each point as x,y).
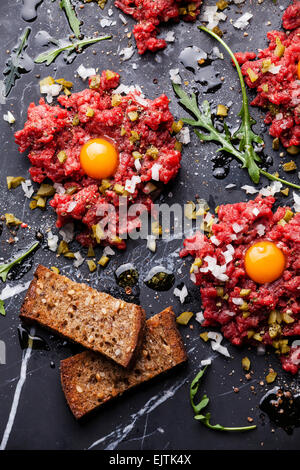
60,307 -> 187,419
20,265 -> 145,368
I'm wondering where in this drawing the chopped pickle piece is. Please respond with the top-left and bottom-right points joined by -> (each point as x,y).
277,219 -> 287,227
261,83 -> 269,92
92,223 -> 105,243
176,311 -> 193,325
282,312 -> 294,324
129,130 -> 140,144
216,104 -> 228,117
268,310 -> 277,325
239,301 -> 249,311
172,120 -> 184,133
5,213 -> 22,226
286,145 -> 299,155
55,78 -> 73,89
66,186 -> 77,195
110,235 -> 123,244
272,137 -> 279,150
247,68 -> 258,83
266,371 -> 277,384
242,311 -> 250,319
29,200 -> 37,210
247,330 -> 255,339
240,288 -> 251,297
269,323 -> 281,339
36,197 -> 46,208
64,251 -> 75,259
242,356 -> 251,371
190,258 -> 202,273
253,333 -> 262,342
281,188 -> 289,197
87,260 -> 97,272
261,59 -> 272,73
111,94 -> 122,107
87,245 -> 95,257
146,146 -> 159,160
283,209 -> 293,222
274,37 -> 285,58
216,0 -> 228,10
185,201 -> 196,220
179,7 -> 187,15
151,221 -> 162,236
72,114 -> 80,126
132,151 -> 142,159
98,255 -> 110,267
99,179 -> 111,193
6,176 -> 25,189
105,70 -> 116,80
113,183 -> 125,195
282,160 -> 297,172
57,151 -> 67,164
97,0 -> 107,9
37,184 -> 55,197
57,240 -> 69,255
86,107 -> 95,117
200,332 -> 209,342
89,75 -> 101,89
50,266 -> 60,274
216,286 -> 224,297
174,141 -> 182,152
39,76 -> 55,89
120,126 -> 126,137
128,111 -> 139,121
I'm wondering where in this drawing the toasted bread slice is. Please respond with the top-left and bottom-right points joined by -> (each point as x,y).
60,307 -> 187,419
20,265 -> 145,368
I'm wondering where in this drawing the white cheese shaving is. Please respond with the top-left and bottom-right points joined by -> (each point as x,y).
173,284 -> 188,304
268,64 -> 281,75
169,68 -> 182,85
252,207 -> 260,217
210,236 -> 220,246
21,180 -> 34,199
225,183 -> 236,189
53,182 -> 66,194
73,251 -> 84,268
165,31 -> 175,43
256,224 -> 266,236
241,185 -> 258,194
232,222 -> 243,233
232,297 -> 244,306
134,158 -> 141,172
3,110 -> 15,124
293,191 -> 300,212
77,64 -> 96,81
146,235 -> 156,252
177,127 -> 190,145
211,341 -> 230,357
125,175 -> 141,194
151,163 -> 161,181
233,12 -> 253,30
200,358 -> 212,366
100,18 -> 116,27
195,311 -> 204,324
40,84 -> 62,103
113,83 -> 143,96
119,46 -> 134,61
201,5 -> 227,30
67,201 -> 77,213
47,231 -> 58,252
103,246 -> 115,257
119,13 -> 127,24
59,223 -> 74,243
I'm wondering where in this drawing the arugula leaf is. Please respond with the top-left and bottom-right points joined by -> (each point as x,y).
60,0 -> 81,38
173,84 -> 300,190
0,241 -> 39,283
34,35 -> 111,65
0,300 -> 5,317
190,365 -> 257,432
3,27 -> 31,97
199,26 -> 263,183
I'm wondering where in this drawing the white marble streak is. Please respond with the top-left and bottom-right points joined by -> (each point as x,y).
88,378 -> 187,450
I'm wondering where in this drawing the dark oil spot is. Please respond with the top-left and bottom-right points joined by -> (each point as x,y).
144,266 -> 175,291
115,263 -> 139,288
18,325 -> 50,351
260,386 -> 300,434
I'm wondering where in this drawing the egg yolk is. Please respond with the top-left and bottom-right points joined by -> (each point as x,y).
80,138 -> 118,180
244,241 -> 285,284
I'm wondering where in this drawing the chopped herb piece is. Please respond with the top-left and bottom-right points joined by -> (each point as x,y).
60,0 -> 81,38
0,241 -> 39,282
34,35 -> 111,66
190,366 -> 256,432
3,27 -> 31,97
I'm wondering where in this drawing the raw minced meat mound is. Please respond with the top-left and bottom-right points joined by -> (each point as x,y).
234,1 -> 300,149
15,70 -> 182,248
180,195 -> 300,374
115,0 -> 202,54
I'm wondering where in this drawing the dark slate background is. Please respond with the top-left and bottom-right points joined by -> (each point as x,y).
0,0 -> 299,450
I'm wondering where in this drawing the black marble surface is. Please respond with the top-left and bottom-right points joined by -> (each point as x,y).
0,0 -> 299,451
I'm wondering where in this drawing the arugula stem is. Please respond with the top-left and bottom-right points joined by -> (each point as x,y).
0,241 -> 39,282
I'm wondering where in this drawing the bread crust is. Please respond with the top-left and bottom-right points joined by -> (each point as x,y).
21,265 -> 145,368
60,307 -> 187,419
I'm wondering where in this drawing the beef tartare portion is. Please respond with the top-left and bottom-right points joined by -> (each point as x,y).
15,70 -> 182,248
180,196 -> 300,374
115,0 -> 202,54
234,1 -> 300,150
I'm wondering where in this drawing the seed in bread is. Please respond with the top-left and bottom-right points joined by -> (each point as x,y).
20,265 -> 145,367
60,307 -> 187,419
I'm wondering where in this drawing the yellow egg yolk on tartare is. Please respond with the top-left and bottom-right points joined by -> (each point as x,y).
244,241 -> 286,284
80,137 -> 118,180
